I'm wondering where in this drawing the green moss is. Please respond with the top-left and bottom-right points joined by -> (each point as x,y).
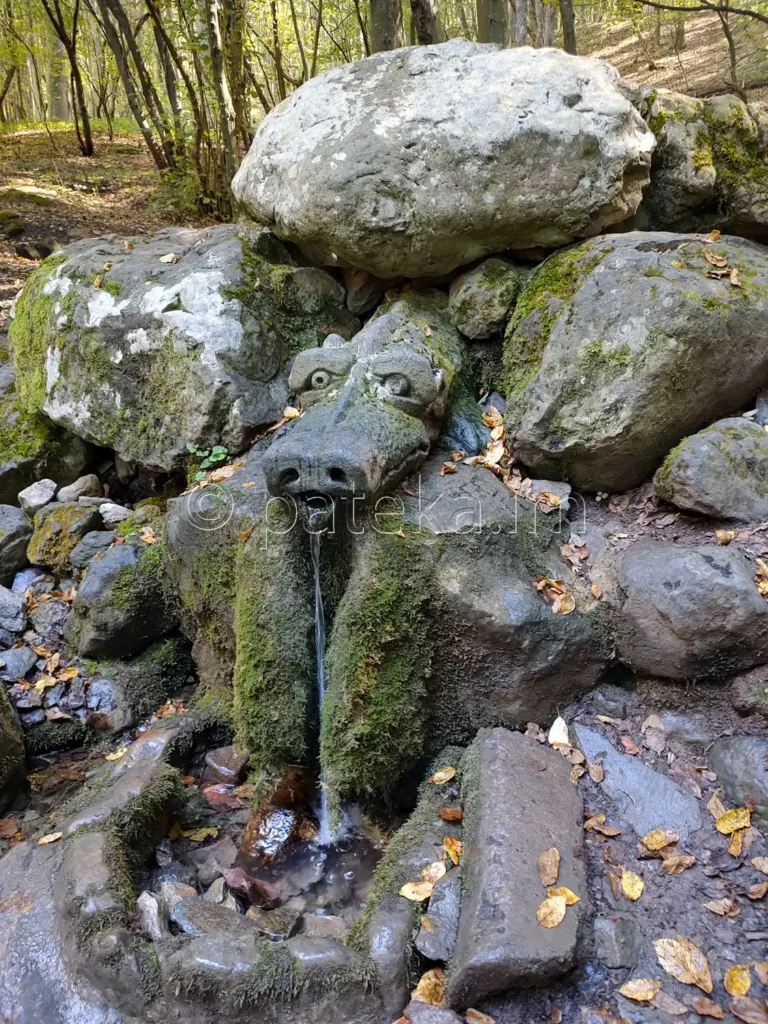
643,265 -> 664,278
321,530 -> 432,806
25,718 -> 89,756
27,503 -> 95,573
0,209 -> 24,237
87,637 -> 192,722
231,941 -> 305,1008
702,100 -> 768,212
110,541 -> 168,614
579,340 -> 632,383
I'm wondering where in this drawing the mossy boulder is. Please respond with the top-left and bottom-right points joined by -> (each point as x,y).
8,225 -> 357,474
0,209 -> 24,239
69,536 -> 178,659
0,681 -> 24,809
0,504 -> 32,585
448,258 -> 525,339
505,231 -> 768,492
27,503 -> 101,573
655,417 -> 768,521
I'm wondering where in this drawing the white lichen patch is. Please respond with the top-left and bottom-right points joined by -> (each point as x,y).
86,289 -> 129,327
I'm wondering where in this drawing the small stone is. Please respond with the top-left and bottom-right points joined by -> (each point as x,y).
202,783 -> 242,813
169,895 -> 258,939
17,480 -> 56,516
10,568 -> 45,595
20,708 -> 45,727
188,835 -> 238,889
415,870 -> 461,961
449,257 -> 523,339
0,646 -> 38,681
136,890 -> 170,941
0,506 -> 32,587
10,684 -> 42,710
86,678 -> 121,711
204,745 -> 249,784
405,1002 -> 464,1024
709,737 -> 768,830
159,881 -> 196,908
27,503 -> 102,573
659,712 -> 714,747
302,913 -> 350,942
148,862 -> 197,892
247,905 -> 301,940
239,807 -> 300,862
77,496 -> 111,508
99,503 -> 132,528
28,598 -> 71,643
57,474 -> 103,504
69,532 -> 116,569
369,903 -> 417,1019
594,914 -> 642,969
286,936 -> 354,972
203,877 -> 227,904
0,585 -> 26,644
729,665 -> 768,716
154,839 -> 173,868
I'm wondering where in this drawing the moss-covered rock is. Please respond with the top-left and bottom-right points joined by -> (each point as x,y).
0,682 -> 24,810
448,258 -> 524,340
27,503 -> 102,573
505,231 -> 768,492
0,209 -> 24,239
8,225 -> 357,474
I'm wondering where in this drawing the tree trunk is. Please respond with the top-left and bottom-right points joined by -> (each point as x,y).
673,14 -> 685,51
370,0 -> 405,51
0,67 -> 16,121
40,0 -> 94,155
204,0 -> 238,211
477,0 -> 507,42
411,0 -> 443,43
515,0 -> 527,45
559,0 -> 577,52
538,0 -> 555,45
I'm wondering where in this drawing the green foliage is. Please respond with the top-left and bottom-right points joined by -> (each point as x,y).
186,442 -> 229,481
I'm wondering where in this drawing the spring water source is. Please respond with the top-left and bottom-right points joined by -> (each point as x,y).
310,528 -> 335,847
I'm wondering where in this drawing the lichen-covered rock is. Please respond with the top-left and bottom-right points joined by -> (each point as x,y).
8,226 -> 357,473
617,540 -> 768,680
69,536 -> 177,658
642,87 -> 768,239
709,736 -> 768,830
505,232 -> 768,491
233,40 -> 654,278
448,258 -> 524,339
0,504 -> 31,585
26,502 -> 101,573
0,680 -> 24,808
654,417 -> 768,521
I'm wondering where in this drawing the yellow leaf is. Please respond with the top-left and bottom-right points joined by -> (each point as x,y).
547,886 -> 580,906
427,767 -> 456,785
57,666 -> 78,681
37,831 -> 62,845
465,1011 -> 496,1024
537,894 -> 567,928
422,861 -> 447,885
283,406 -> 301,419
641,828 -> 680,851
750,858 -> 768,875
180,826 -> 219,842
725,965 -> 751,997
706,229 -> 722,242
168,822 -> 182,841
590,584 -> 604,600
618,979 -> 661,1002
33,674 -> 58,694
621,870 -> 644,901
553,592 -> 576,615
654,936 -> 713,993
482,406 -> 503,429
730,266 -> 742,287
716,808 -> 751,835
444,836 -> 463,866
716,529 -> 736,546
537,847 -> 560,887
412,968 -> 446,1007
105,745 -> 129,761
400,881 -> 435,902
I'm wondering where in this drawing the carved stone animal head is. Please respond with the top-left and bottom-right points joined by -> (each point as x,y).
263,299 -> 465,504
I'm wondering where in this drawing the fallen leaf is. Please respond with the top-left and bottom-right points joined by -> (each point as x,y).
592,822 -> 622,837
440,462 -> 458,476
704,895 -> 740,917
105,746 -> 129,761
0,817 -> 20,839
180,826 -> 219,842
551,1011 -> 563,1024
57,666 -> 78,681
553,592 -> 576,614
754,963 -> 768,985
37,831 -> 62,846
706,229 -> 722,242
707,792 -> 727,819
537,894 -> 567,928
619,979 -> 660,1002
692,995 -> 724,1018
45,707 -> 72,721
622,870 -> 644,900
33,674 -> 58,694
547,886 -> 580,905
751,858 -> 768,875
588,761 -> 604,783
704,249 -> 728,267
570,764 -> 586,784
159,252 -> 179,263
641,714 -> 663,733
731,267 -> 742,287
422,861 -> 447,884
444,836 -> 463,866
748,882 -> 768,900
717,808 -> 751,835
621,737 -> 640,755
465,1011 -> 496,1024
439,808 -> 463,822
412,968 -> 447,1007
716,529 -> 737,546
401,881 -> 435,902
584,813 -> 606,831
729,996 -> 768,1024
725,965 -> 752,997
548,716 -> 569,747
427,767 -> 456,785
729,829 -> 744,857
642,828 -> 680,851
140,526 -> 159,545
653,990 -> 689,1015
662,853 -> 696,875
597,715 -> 623,726
654,936 -> 713,993
0,892 -> 33,913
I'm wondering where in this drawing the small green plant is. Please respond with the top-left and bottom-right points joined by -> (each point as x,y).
186,443 -> 229,481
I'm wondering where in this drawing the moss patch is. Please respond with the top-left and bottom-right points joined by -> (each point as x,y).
27,503 -> 96,573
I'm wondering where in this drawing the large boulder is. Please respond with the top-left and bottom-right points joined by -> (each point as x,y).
617,540 -> 768,680
8,226 -> 357,473
642,88 -> 768,239
232,40 -> 654,278
27,503 -> 101,574
504,232 -> 768,491
654,417 -> 768,521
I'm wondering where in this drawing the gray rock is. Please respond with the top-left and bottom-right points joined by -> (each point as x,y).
19,707 -> 45,727
26,503 -> 102,573
54,832 -> 122,924
188,835 -> 239,889
0,504 -> 31,586
655,417 -> 768,521
286,936 -> 354,972
202,877 -> 227,904
148,862 -> 198,892
233,41 -> 653,278
302,914 -> 349,941
0,645 -> 37,680
77,495 -> 111,508
447,729 -> 588,1008
69,530 -> 115,568
617,541 -> 768,680
98,503 -> 131,529
9,683 -> 42,710
342,268 -> 388,316
17,479 -> 56,516
136,890 -> 170,941
505,232 -> 768,492
594,913 -> 642,969
204,744 -> 249,784
709,736 -> 768,830
28,597 -> 71,642
405,1002 -> 464,1024
246,904 -> 302,940
659,712 -> 714,747
0,682 -> 23,805
573,724 -> 703,839
10,225 -> 356,473
56,474 -> 102,504
449,258 -> 523,339
729,664 -> 768,716
0,584 -> 26,644
415,870 -> 461,962
170,895 -> 258,939
369,904 -> 414,1020
11,567 -> 47,594
160,880 -> 197,907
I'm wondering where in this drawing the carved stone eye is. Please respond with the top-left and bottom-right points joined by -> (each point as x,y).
311,370 -> 332,390
384,373 -> 409,396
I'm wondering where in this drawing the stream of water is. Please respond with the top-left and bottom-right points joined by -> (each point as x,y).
310,529 -> 335,846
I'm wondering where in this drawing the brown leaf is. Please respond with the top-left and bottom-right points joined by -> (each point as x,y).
439,462 -> 458,476
465,1011 -> 496,1024
653,990 -> 689,1015
753,963 -> 768,986
443,837 -> 463,866
621,870 -> 644,901
619,979 -> 660,1002
621,737 -> 640,755
641,828 -> 680,852
725,966 -> 751,997
692,995 -> 724,1019
427,767 -> 456,785
662,853 -> 696,875
730,267 -> 742,287
37,831 -> 62,846
704,895 -> 740,917
730,996 -> 768,1024
551,1012 -> 563,1024
0,816 -> 21,839
538,847 -> 561,887
590,584 -> 604,600
537,894 -> 567,927
704,249 -> 728,267
654,937 -> 713,993
547,886 -> 580,905
751,858 -> 768,875
588,760 -> 604,783
717,808 -> 751,835
707,791 -> 727,819
56,666 -> 78,681
412,968 -> 447,1007
553,592 -> 576,615
570,764 -> 586,784
716,529 -> 737,546
748,882 -> 768,900
438,807 -> 463,822
730,829 -> 744,858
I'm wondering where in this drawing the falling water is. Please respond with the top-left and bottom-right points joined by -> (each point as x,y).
310,529 -> 335,846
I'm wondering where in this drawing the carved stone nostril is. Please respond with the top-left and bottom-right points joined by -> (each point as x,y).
328,467 -> 349,486
280,468 -> 300,486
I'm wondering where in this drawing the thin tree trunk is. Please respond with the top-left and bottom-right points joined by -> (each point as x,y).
40,0 -> 94,154
559,0 -> 577,52
204,0 -> 238,209
0,66 -> 16,120
515,0 -> 527,44
370,0 -> 405,51
478,0 -> 508,42
539,0 -> 555,44
411,0 -> 443,43
270,0 -> 288,99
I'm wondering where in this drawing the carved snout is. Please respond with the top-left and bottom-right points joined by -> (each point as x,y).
263,437 -> 376,499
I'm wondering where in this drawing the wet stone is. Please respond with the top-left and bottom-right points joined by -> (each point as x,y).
709,736 -> 768,830
239,807 -> 300,862
160,880 -> 196,907
28,598 -> 71,642
169,895 -> 258,938
137,890 -> 170,941
0,646 -> 38,680
370,897 -> 423,1018
594,913 -> 642,969
203,877 -> 227,904
188,835 -> 238,888
204,744 -> 249,784
415,870 -> 461,962
286,935 -> 354,972
246,904 -> 302,940
302,913 -> 350,942
405,1002 -> 464,1024
148,862 -> 198,892
69,531 -> 116,569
